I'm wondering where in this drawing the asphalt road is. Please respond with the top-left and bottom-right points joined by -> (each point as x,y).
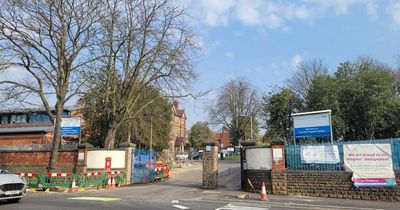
1,160 -> 399,210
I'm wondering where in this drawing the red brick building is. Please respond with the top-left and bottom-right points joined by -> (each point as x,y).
214,127 -> 230,149
0,106 -> 82,146
169,100 -> 186,156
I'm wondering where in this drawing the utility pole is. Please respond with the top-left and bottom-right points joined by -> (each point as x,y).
250,115 -> 253,141
150,116 -> 153,151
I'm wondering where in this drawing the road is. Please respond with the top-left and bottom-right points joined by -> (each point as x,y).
1,160 -> 399,210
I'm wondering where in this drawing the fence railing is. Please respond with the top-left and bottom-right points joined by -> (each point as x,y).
286,138 -> 400,171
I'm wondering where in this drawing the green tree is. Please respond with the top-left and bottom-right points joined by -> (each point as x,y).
336,58 -> 400,140
306,75 -> 346,140
188,122 -> 214,149
261,88 -> 302,142
82,85 -> 171,149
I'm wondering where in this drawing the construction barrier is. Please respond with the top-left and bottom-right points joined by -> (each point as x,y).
16,171 -> 126,191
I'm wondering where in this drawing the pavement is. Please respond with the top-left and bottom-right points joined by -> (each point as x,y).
1,160 -> 399,210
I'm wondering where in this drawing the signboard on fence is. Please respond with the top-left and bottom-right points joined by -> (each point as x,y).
60,117 -> 81,136
344,144 -> 396,187
292,110 -> 332,142
300,145 -> 340,164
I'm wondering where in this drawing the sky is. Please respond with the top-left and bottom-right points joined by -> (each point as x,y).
179,0 -> 400,129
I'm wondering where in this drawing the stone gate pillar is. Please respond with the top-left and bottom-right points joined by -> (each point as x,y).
119,142 -> 135,185
202,143 -> 218,189
75,143 -> 93,174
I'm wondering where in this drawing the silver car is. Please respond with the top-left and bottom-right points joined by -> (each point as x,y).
0,168 -> 27,203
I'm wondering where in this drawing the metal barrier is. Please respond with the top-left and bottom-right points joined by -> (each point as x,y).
286,138 -> 400,171
18,171 -> 125,190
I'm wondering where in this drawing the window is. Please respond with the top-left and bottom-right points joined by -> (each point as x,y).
29,115 -> 50,123
0,115 -> 8,124
10,114 -> 27,123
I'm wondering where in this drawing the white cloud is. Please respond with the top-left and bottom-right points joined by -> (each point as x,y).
195,0 -> 384,31
292,54 -> 303,68
304,0 -> 365,16
235,0 -> 261,26
388,1 -> 400,27
201,0 -> 236,26
366,1 -> 378,19
225,51 -> 235,59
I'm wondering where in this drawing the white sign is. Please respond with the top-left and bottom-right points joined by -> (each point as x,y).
300,145 -> 340,164
292,110 -> 332,140
272,148 -> 283,161
205,145 -> 211,151
60,117 -> 81,136
344,144 -> 396,187
78,152 -> 85,161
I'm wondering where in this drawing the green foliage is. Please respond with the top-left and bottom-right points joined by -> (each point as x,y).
262,57 -> 400,142
188,122 -> 214,149
261,88 -> 302,142
82,85 -> 171,149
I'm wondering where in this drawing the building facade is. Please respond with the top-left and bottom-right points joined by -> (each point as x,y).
0,107 -> 82,146
169,100 -> 186,157
213,127 -> 230,149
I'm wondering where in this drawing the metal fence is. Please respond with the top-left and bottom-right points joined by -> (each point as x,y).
286,138 -> 400,171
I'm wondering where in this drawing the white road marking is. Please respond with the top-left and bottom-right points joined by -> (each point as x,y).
171,200 -> 180,203
173,204 -> 190,209
216,204 -> 269,210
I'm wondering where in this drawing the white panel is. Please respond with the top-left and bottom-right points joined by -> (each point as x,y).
293,113 -> 330,128
86,150 -> 126,169
246,148 -> 272,170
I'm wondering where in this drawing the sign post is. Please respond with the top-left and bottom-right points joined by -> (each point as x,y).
292,110 -> 333,144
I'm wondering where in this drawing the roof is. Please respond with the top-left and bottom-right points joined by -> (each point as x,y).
0,106 -> 78,114
0,125 -> 54,134
174,137 -> 185,147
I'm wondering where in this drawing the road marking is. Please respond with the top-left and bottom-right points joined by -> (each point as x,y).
171,200 -> 180,203
216,204 -> 269,210
67,197 -> 121,202
173,204 -> 190,209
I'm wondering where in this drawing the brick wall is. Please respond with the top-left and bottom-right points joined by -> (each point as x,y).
0,150 -> 78,173
271,171 -> 400,202
243,170 -> 272,193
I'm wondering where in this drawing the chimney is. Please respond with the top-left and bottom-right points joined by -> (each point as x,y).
173,100 -> 179,109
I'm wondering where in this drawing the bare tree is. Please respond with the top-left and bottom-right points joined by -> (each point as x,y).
208,79 -> 261,145
84,0 -> 198,149
0,0 -> 102,171
286,59 -> 329,100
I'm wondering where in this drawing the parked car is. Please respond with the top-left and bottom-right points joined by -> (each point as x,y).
0,168 -> 27,203
190,151 -> 200,160
176,152 -> 188,160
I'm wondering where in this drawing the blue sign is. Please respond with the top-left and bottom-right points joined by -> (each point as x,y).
294,126 -> 331,138
61,127 -> 81,135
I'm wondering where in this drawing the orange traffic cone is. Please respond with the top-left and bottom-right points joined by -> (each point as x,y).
106,177 -> 112,188
70,178 -> 78,192
261,182 -> 268,201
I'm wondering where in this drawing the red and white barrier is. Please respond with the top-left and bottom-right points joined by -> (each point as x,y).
46,172 -> 72,177
17,172 -> 35,177
107,171 -> 124,175
83,172 -> 102,176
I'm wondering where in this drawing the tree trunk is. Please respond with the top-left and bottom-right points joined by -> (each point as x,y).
47,102 -> 64,172
104,121 -> 118,149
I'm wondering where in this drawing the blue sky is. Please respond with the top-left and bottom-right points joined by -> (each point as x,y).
180,0 -> 400,129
